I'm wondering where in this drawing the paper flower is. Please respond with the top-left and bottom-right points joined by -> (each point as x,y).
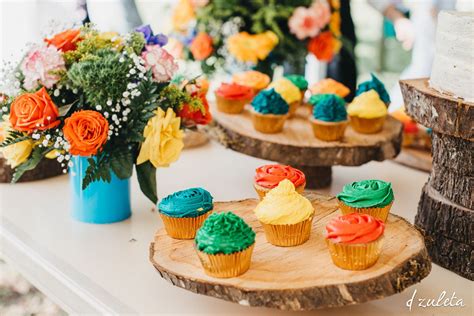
308,31 -> 341,62
142,45 -> 178,82
21,45 -> 66,90
172,0 -> 196,32
137,107 -> 184,168
227,31 -> 278,64
190,32 -> 213,61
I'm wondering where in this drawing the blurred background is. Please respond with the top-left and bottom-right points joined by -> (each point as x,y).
0,0 -> 472,314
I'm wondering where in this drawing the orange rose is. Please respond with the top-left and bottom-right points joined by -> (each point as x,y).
45,29 -> 82,52
63,110 -> 109,156
190,32 -> 213,61
10,87 -> 60,133
308,31 -> 341,62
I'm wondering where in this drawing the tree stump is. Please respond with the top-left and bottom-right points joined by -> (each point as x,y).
401,78 -> 474,280
206,103 -> 403,189
149,193 -> 431,311
0,156 -> 64,183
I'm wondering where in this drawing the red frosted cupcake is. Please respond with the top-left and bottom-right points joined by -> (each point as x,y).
254,164 -> 306,199
214,83 -> 254,114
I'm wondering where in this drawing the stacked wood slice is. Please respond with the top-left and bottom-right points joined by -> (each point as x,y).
0,156 -> 64,183
400,79 -> 473,280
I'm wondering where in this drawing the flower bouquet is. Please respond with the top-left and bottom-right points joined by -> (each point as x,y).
171,0 -> 343,75
0,24 -> 209,223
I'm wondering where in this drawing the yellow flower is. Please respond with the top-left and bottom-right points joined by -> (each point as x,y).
227,31 -> 279,64
97,32 -> 123,47
45,149 -> 63,159
173,0 -> 196,32
137,107 -> 184,168
2,140 -> 34,168
254,31 -> 279,61
330,12 -> 341,37
329,0 -> 340,10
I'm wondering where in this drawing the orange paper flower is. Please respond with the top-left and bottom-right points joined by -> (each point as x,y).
9,87 -> 60,133
63,110 -> 109,156
45,29 -> 82,52
190,32 -> 214,61
308,31 -> 341,62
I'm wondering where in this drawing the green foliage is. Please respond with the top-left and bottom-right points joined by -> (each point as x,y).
12,146 -> 54,183
0,130 -> 29,148
136,161 -> 157,204
81,154 -> 111,189
158,85 -> 203,113
125,32 -> 146,55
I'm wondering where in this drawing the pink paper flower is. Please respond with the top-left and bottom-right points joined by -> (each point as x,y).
142,45 -> 178,82
20,45 -> 65,91
288,3 -> 331,40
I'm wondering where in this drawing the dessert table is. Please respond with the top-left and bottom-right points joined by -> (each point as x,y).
0,141 -> 472,315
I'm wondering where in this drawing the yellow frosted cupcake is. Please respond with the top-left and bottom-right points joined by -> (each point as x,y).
254,179 -> 314,247
232,71 -> 271,95
347,90 -> 387,134
268,78 -> 302,117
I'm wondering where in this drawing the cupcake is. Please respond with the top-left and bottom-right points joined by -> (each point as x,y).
254,164 -> 306,199
309,94 -> 348,141
268,78 -> 302,117
158,188 -> 213,239
325,213 -> 385,270
195,212 -> 256,278
285,74 -> 308,102
232,70 -> 270,95
254,179 -> 314,247
355,73 -> 390,106
214,83 -> 254,114
336,180 -> 394,222
347,90 -> 387,134
250,88 -> 289,134
309,78 -> 350,99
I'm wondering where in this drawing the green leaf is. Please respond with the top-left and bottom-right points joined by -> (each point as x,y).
136,161 -> 157,204
12,147 -> 53,183
110,151 -> 133,179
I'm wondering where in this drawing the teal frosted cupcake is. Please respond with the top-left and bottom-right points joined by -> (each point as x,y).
285,74 -> 309,101
337,180 -> 394,222
250,88 -> 289,134
158,188 -> 213,239
195,212 -> 256,278
355,73 -> 391,106
309,94 -> 348,141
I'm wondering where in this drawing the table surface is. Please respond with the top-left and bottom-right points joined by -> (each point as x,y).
0,141 -> 472,315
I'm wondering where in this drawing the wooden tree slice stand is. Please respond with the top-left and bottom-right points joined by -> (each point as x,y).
206,103 -> 403,188
149,192 -> 431,311
394,148 -> 432,172
400,78 -> 473,280
0,156 -> 63,183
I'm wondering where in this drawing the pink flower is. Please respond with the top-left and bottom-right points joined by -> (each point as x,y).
20,45 -> 65,91
191,0 -> 208,8
288,3 -> 331,40
311,2 -> 331,29
142,45 -> 178,82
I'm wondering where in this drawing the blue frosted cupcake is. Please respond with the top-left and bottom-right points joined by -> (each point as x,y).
158,188 -> 213,239
309,94 -> 348,141
250,88 -> 289,134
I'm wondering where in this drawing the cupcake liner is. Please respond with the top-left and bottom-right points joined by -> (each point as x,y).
349,116 -> 386,134
337,199 -> 393,222
288,101 -> 299,117
260,216 -> 313,247
215,94 -> 250,114
196,243 -> 255,278
253,182 -> 305,200
326,236 -> 383,270
310,118 -> 348,141
160,211 -> 211,239
250,110 -> 288,134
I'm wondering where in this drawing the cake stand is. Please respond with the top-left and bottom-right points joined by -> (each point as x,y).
400,78 -> 473,280
206,103 -> 403,188
394,148 -> 432,172
149,192 -> 431,311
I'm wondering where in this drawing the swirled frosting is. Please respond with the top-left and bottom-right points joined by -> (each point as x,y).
255,164 -> 305,189
215,83 -> 254,100
268,78 -> 302,104
251,88 -> 289,115
195,212 -> 256,255
254,179 -> 314,225
310,94 -> 347,122
232,71 -> 270,91
309,78 -> 350,98
347,90 -> 387,119
326,213 -> 385,244
159,187 -> 213,218
356,73 -> 390,104
285,75 -> 308,90
337,180 -> 394,208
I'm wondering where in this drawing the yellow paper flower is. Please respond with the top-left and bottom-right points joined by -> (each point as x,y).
227,31 -> 278,64
254,31 -> 279,60
330,12 -> 341,37
137,107 -> 184,168
2,140 -> 34,168
172,0 -> 196,32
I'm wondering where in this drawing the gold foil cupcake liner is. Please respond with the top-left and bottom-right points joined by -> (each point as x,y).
338,200 -> 393,222
288,101 -> 299,117
196,243 -> 255,278
261,216 -> 313,247
251,111 -> 288,134
326,237 -> 383,270
253,183 -> 305,200
349,116 -> 386,134
310,118 -> 348,141
215,94 -> 249,114
160,211 -> 211,239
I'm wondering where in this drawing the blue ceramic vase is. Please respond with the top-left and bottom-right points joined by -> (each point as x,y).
69,156 -> 131,224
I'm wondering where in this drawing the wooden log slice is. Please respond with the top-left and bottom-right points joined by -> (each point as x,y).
0,157 -> 64,183
183,129 -> 209,149
400,79 -> 474,140
431,132 -> 474,176
394,148 -> 432,172
429,164 -> 474,210
150,193 -> 431,311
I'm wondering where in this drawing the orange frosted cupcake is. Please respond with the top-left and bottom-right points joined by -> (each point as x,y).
232,71 -> 271,94
254,164 -> 306,199
309,78 -> 350,98
325,213 -> 385,270
214,83 -> 254,114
